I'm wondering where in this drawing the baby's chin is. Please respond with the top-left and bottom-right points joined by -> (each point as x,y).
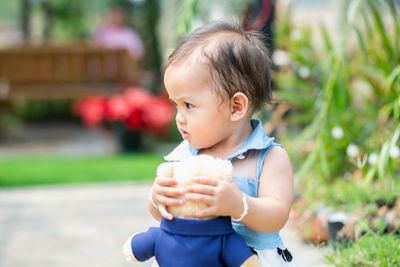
186,140 -> 209,150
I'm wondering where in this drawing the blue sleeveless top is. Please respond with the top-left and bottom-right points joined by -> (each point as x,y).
164,119 -> 284,250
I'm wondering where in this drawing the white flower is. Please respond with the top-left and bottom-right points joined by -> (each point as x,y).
290,29 -> 302,41
389,145 -> 400,159
273,50 -> 291,67
368,153 -> 379,165
298,66 -> 311,79
331,126 -> 344,139
347,144 -> 359,158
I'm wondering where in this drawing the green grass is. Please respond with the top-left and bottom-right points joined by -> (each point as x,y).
326,234 -> 400,267
0,154 -> 165,187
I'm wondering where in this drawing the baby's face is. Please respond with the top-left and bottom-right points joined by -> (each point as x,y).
164,58 -> 232,150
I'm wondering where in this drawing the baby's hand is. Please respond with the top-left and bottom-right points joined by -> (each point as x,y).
184,176 -> 243,219
152,174 -> 185,220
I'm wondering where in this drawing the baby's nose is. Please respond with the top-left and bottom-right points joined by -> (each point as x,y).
176,112 -> 186,124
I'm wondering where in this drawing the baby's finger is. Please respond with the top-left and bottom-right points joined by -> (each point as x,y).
154,185 -> 184,197
159,204 -> 173,220
155,176 -> 178,186
185,192 -> 214,205
192,207 -> 217,218
156,194 -> 184,206
185,184 -> 215,195
192,176 -> 219,186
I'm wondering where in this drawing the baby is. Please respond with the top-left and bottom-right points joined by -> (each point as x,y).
149,21 -> 295,266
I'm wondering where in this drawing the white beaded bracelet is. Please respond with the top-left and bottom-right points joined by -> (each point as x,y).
149,186 -> 159,209
232,192 -> 248,222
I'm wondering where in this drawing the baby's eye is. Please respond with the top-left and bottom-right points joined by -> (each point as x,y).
185,102 -> 193,109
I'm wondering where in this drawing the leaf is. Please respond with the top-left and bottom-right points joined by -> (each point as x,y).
364,167 -> 377,185
295,149 -> 317,185
366,0 -> 394,61
361,6 -> 373,40
319,140 -> 330,178
335,70 -> 348,113
394,97 -> 400,120
379,103 -> 394,124
320,24 -> 333,52
347,0 -> 363,25
354,26 -> 368,63
357,64 -> 387,95
377,142 -> 389,183
174,0 -> 200,37
389,127 -> 400,151
387,0 -> 400,59
385,65 -> 400,93
377,127 -> 400,184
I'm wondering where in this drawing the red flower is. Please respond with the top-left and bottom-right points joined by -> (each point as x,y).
104,95 -> 130,121
143,96 -> 175,135
73,87 -> 174,137
124,87 -> 153,110
125,107 -> 145,129
72,96 -> 105,127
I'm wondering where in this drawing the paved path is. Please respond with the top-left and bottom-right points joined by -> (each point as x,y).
0,183 -> 326,267
0,123 -> 118,158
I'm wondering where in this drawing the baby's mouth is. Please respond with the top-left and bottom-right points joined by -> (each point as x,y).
180,129 -> 190,139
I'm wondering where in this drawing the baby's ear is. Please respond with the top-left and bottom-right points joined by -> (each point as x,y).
156,162 -> 175,178
229,92 -> 249,122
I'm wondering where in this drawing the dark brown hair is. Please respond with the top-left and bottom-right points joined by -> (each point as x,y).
166,21 -> 273,112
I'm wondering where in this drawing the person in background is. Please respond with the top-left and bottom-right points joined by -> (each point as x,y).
95,5 -> 144,60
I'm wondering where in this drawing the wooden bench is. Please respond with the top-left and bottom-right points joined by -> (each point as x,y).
0,42 -> 141,101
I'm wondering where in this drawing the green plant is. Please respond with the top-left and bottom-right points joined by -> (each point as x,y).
13,99 -> 75,122
275,0 -> 400,187
325,233 -> 400,267
51,0 -> 92,39
174,0 -> 252,38
275,2 -> 400,261
304,179 -> 398,212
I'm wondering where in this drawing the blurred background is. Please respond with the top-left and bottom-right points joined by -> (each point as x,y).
0,0 -> 399,266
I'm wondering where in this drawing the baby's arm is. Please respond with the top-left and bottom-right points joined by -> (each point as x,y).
185,146 -> 293,233
238,146 -> 294,232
